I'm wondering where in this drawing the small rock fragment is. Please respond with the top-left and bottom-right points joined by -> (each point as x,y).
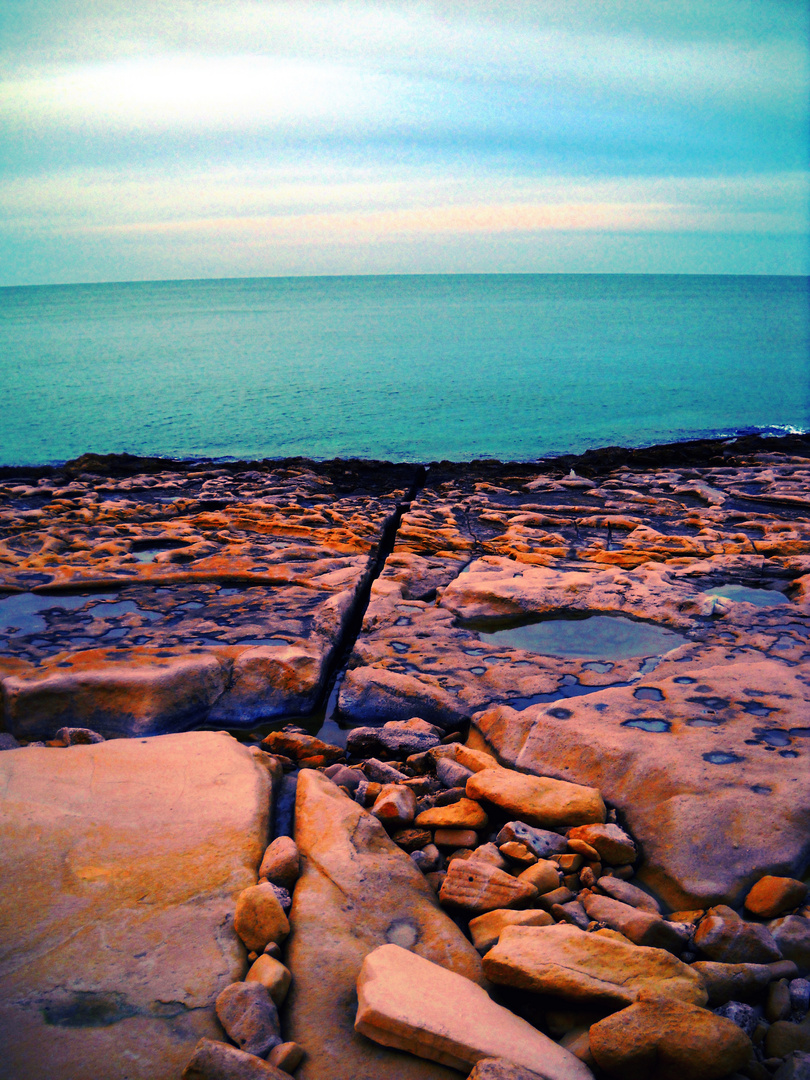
468,908 -> 554,953
415,798 -> 488,830
266,1042 -> 305,1073
496,821 -> 568,858
434,828 -> 478,849
182,1037 -> 294,1079
714,1000 -> 758,1037
517,860 -> 562,895
468,1059 -> 547,1080
54,726 -> 105,745
371,783 -> 417,828
695,906 -> 782,964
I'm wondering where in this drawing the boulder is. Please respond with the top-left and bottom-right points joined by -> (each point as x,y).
466,769 -> 605,828
483,924 -> 707,1009
588,997 -> 752,1079
355,944 -> 593,1079
0,732 -> 274,1080
284,770 -> 484,1080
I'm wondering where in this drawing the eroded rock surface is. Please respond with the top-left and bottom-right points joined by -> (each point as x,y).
0,459 -> 412,737
338,444 -> 810,908
0,731 -> 274,1080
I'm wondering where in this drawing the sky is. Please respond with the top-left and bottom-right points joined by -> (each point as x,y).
0,0 -> 808,284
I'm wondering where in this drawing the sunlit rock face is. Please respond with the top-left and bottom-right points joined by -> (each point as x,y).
0,459 -> 411,737
0,731 -> 275,1080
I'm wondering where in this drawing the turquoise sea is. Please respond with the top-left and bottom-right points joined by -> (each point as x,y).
1,274 -> 808,465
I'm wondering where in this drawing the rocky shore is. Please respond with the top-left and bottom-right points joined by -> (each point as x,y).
1,434 -> 809,1080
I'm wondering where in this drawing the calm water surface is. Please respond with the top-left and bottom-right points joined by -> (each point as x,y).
2,274 -> 808,465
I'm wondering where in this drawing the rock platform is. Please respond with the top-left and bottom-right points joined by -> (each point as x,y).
1,434 -> 809,1078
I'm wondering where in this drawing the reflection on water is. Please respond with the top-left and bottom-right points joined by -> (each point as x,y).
704,583 -> 788,607
474,613 -> 687,660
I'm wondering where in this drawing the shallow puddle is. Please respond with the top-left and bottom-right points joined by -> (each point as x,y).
0,591 -> 119,635
474,613 -> 687,660
704,584 -> 788,607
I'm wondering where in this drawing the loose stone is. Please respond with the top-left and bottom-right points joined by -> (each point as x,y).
468,908 -> 555,953
245,955 -> 292,1006
434,828 -> 478,848
495,821 -> 568,858
182,1038 -> 296,1079
258,836 -> 300,891
517,859 -> 562,895
439,858 -> 538,914
354,943 -> 593,1079
567,823 -> 636,866
371,783 -> 417,828
483,923 -> 708,1008
234,883 -> 290,953
745,877 -> 809,920
266,1043 -> 305,1073
466,769 -> 606,828
694,906 -> 782,964
214,981 -> 283,1057
588,997 -> 752,1080
769,917 -> 810,972
415,797 -> 489,830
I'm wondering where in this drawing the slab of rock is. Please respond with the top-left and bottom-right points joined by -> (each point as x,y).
588,997 -> 752,1079
355,943 -> 593,1079
182,1037 -> 295,1079
285,769 -> 484,1080
483,924 -> 707,1008
440,859 -> 538,914
0,732 -> 274,1080
466,769 -> 606,828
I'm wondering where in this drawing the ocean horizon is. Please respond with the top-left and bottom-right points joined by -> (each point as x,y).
3,272 -> 808,467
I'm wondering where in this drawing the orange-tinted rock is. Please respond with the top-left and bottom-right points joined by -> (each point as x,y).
439,858 -> 538,914
415,798 -> 489,830
694,905 -> 782,964
745,876 -> 808,919
588,997 -> 752,1079
567,824 -> 636,866
466,769 -> 605,829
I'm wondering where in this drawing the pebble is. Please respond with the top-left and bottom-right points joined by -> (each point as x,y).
745,877 -> 809,920
434,828 -> 478,848
567,823 -> 636,866
411,844 -> 441,872
391,827 -> 432,852
517,860 -> 562,895
266,1042 -> 305,1073
499,841 -> 537,866
371,783 -> 417,828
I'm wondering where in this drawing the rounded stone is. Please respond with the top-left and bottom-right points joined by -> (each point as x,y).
234,882 -> 290,953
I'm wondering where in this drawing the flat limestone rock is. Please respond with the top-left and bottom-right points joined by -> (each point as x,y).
355,944 -> 593,1079
466,768 -> 606,829
0,732 -> 274,1080
473,660 -> 810,909
482,924 -> 707,1009
285,770 -> 484,1080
